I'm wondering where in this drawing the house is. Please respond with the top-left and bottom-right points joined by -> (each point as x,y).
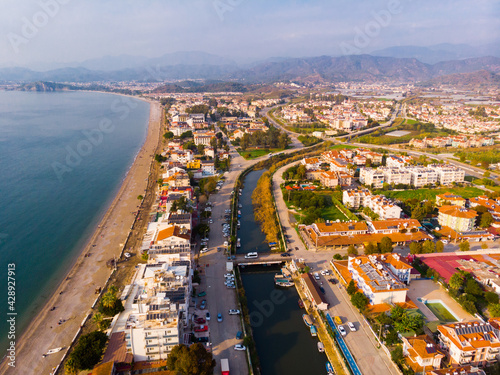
437,319 -> 500,367
150,225 -> 191,256
186,159 -> 201,169
402,334 -> 445,373
201,160 -> 216,176
368,219 -> 421,235
301,157 -> 321,170
300,273 -> 329,310
320,171 -> 339,187
359,168 -> 385,188
310,222 -> 369,237
436,192 -> 466,207
193,131 -> 215,146
343,188 -> 372,209
469,196 -> 500,220
425,366 -> 486,375
232,129 -> 246,139
438,205 -> 477,232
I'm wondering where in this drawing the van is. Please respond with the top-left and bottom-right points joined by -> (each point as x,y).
244,252 -> 258,259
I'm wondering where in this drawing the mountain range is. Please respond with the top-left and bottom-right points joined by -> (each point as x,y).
2,50 -> 500,86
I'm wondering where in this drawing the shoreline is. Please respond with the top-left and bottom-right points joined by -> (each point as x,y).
0,96 -> 162,375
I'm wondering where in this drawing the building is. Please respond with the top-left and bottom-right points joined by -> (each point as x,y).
379,167 -> 412,186
301,157 -> 322,170
407,167 -> 439,187
425,366 -> 486,375
150,225 -> 191,256
401,334 -> 445,373
360,168 -> 386,188
193,131 -> 215,146
347,254 -> 409,305
436,192 -> 466,207
469,196 -> 500,221
300,273 -> 329,310
310,221 -> 369,237
200,160 -> 216,176
319,171 -> 339,187
343,188 -> 372,209
438,205 -> 477,232
368,219 -> 421,236
437,320 -> 500,367
432,164 -> 465,185
343,188 -> 402,219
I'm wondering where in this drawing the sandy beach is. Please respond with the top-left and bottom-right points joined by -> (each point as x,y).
0,99 -> 162,375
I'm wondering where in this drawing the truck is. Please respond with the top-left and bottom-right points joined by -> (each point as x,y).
221,358 -> 229,375
226,262 -> 234,272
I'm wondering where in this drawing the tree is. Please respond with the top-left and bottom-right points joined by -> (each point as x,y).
351,292 -> 369,312
379,236 -> 393,253
333,253 -> 343,260
480,212 -> 494,228
465,278 -> 483,296
449,272 -> 465,291
180,130 -> 193,139
390,305 -> 406,322
489,304 -> 500,318
347,280 -> 357,295
163,131 -> 174,139
167,344 -> 216,375
296,164 -> 307,181
197,144 -> 205,155
459,241 -> 470,252
411,206 -> 426,221
67,331 -> 108,371
137,195 -> 144,200
364,242 -> 377,255
347,244 -> 358,256
435,240 -> 444,253
484,171 -> 491,178
485,291 -> 499,305
409,242 -> 423,254
99,290 -> 124,317
391,346 -> 404,364
422,240 -> 435,254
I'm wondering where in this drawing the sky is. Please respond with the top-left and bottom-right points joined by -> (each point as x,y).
0,0 -> 499,69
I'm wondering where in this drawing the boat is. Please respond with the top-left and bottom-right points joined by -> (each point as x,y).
42,347 -> 63,357
303,314 -> 313,327
236,238 -> 241,248
326,361 -> 335,375
317,342 -> 325,352
275,279 -> 294,287
310,324 -> 317,336
298,299 -> 304,308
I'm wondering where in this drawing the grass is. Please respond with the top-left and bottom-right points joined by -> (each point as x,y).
404,118 -> 419,125
426,302 -> 457,322
376,186 -> 485,201
238,148 -> 283,159
321,205 -> 349,222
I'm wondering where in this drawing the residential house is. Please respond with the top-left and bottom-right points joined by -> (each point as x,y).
436,192 -> 466,207
402,335 -> 445,373
438,205 -> 477,232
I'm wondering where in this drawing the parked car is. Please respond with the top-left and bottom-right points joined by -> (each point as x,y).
217,313 -> 223,322
347,322 -> 356,332
194,317 -> 206,324
234,344 -> 246,351
206,312 -> 210,321
320,269 -> 330,275
280,253 -> 291,257
200,300 -> 206,309
228,309 -> 241,315
236,331 -> 243,339
194,325 -> 208,332
314,272 -> 320,280
338,325 -> 347,336
197,291 -> 206,297
200,247 -> 209,253
224,273 -> 233,278
319,286 -> 325,294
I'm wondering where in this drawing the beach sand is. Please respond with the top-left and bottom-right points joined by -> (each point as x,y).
0,100 -> 162,375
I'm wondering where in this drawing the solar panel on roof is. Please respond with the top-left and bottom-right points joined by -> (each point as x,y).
426,345 -> 436,354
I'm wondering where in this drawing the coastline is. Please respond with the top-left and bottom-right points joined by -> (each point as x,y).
0,98 -> 162,375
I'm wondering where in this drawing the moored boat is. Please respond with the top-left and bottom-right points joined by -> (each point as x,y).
310,324 -> 317,336
326,361 -> 335,375
317,342 -> 325,352
298,299 -> 304,308
303,314 -> 313,327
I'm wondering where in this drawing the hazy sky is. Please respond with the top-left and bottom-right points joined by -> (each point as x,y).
1,0 -> 499,68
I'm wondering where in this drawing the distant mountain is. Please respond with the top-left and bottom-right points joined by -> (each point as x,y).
370,43 -> 500,64
152,80 -> 248,93
420,69 -> 500,88
1,54 -> 500,85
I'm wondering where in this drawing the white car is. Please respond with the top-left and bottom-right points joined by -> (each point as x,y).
314,272 -> 320,280
320,269 -> 330,276
228,309 -> 241,315
234,344 -> 246,351
200,247 -> 209,253
208,219 -> 213,224
347,322 -> 356,332
224,273 -> 233,278
338,325 -> 347,336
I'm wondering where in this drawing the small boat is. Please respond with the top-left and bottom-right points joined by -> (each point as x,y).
303,314 -> 313,327
236,238 -> 241,248
275,279 -> 294,287
298,299 -> 304,308
43,347 -> 63,357
317,342 -> 325,352
310,325 -> 317,336
326,361 -> 335,375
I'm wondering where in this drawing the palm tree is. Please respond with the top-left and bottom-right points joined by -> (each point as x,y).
92,312 -> 103,324
101,292 -> 116,309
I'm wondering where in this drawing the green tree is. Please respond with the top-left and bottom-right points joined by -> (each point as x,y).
395,313 -> 423,332
449,272 -> 465,291
137,194 -> 144,200
364,242 -> 377,255
464,278 -> 483,296
347,280 -> 357,295
163,131 -> 174,139
409,242 -> 423,254
180,130 -> 193,139
296,164 -> 307,181
489,303 -> 500,318
166,343 -> 216,375
351,292 -> 369,312
435,240 -> 444,253
347,244 -> 358,256
422,240 -> 436,254
480,212 -> 494,228
485,291 -> 499,305
391,346 -> 404,364
68,331 -> 108,371
333,253 -> 343,260
390,305 -> 406,322
459,241 -> 470,252
411,206 -> 426,221
379,236 -> 393,253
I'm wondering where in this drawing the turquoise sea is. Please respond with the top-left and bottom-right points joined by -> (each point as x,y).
0,91 -> 149,353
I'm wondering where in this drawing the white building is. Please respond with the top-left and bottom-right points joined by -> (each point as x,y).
432,164 -> 465,185
359,168 -> 385,188
407,167 -> 439,187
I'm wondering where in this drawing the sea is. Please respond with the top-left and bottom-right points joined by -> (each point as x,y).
0,90 -> 150,353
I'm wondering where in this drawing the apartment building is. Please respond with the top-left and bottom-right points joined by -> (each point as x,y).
438,205 -> 478,232
342,188 -> 372,209
359,168 -> 386,188
407,167 -> 439,187
436,192 -> 466,207
432,164 -> 465,185
378,167 -> 412,186
437,320 -> 500,367
347,254 -> 409,305
469,196 -> 500,221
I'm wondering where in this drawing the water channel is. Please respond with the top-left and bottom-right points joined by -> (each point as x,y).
237,169 -> 327,374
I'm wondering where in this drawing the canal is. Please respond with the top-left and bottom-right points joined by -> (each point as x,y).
237,170 -> 327,374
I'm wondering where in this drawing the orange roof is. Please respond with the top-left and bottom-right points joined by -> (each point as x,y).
436,192 -> 465,201
438,205 -> 477,219
370,219 -> 421,231
315,221 -> 368,234
156,226 -> 190,242
437,320 -> 500,352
